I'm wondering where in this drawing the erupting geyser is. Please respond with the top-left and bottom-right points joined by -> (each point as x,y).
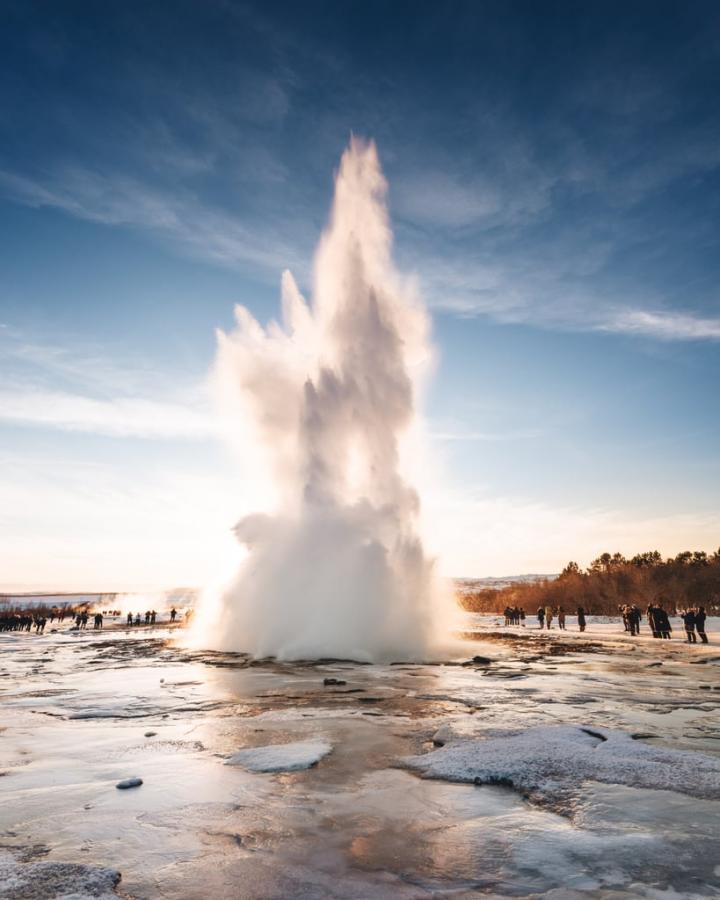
193,138 -> 454,661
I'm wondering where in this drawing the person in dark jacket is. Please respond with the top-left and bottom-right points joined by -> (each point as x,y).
695,606 -> 708,644
537,607 -> 545,629
655,607 -> 672,639
647,605 -> 660,638
680,609 -> 697,643
577,606 -> 586,632
627,606 -> 641,636
620,605 -> 629,631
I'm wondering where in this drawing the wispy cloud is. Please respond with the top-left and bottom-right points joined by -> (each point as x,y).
391,132 -> 556,232
0,389 -> 215,439
599,309 -> 720,341
429,428 -> 541,442
0,329 -> 216,440
0,326 -> 174,396
4,165 -> 718,347
392,169 -> 552,230
0,168 -> 307,276
408,245 -> 720,342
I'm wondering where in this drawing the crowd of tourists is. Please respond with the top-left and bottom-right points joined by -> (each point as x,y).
0,604 -> 194,635
503,607 -> 526,625
0,613 -> 46,632
497,602 -> 711,643
503,605 -> 576,630
126,609 -> 159,626
679,607 -> 708,643
124,607 -> 184,625
618,603 -> 709,642
0,609 -> 109,632
535,606 -> 572,630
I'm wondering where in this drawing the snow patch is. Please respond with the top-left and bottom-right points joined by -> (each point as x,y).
225,739 -> 332,772
404,725 -> 720,804
0,851 -> 121,899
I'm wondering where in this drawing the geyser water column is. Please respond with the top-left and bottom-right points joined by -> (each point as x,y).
193,138 -> 454,661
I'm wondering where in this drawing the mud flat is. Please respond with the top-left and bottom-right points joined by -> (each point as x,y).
1,619 -> 719,898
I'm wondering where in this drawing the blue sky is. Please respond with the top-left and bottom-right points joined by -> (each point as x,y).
1,0 -> 719,589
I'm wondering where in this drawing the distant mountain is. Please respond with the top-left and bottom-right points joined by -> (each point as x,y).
453,574 -> 558,594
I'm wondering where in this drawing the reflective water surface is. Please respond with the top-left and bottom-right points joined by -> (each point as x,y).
1,621 -> 719,898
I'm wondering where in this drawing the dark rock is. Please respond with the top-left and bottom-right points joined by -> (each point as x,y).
323,677 -> 347,686
580,727 -> 607,742
116,777 -> 143,790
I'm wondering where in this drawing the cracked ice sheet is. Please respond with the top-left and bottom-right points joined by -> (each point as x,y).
225,738 -> 333,771
404,725 -> 720,804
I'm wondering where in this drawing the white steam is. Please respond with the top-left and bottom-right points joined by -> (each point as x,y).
191,138 -> 455,661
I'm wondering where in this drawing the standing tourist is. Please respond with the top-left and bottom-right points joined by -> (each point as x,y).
627,606 -> 641,636
695,606 -> 708,644
656,607 -> 672,639
680,609 -> 697,643
577,606 -> 586,632
647,605 -> 660,638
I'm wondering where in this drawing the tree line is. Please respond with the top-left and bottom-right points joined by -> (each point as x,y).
459,548 -> 720,616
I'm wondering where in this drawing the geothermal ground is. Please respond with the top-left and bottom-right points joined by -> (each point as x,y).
2,617 -> 720,899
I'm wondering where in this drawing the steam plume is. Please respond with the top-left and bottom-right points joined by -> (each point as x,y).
192,138 -> 453,661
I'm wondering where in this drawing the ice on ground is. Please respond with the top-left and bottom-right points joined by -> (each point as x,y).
0,851 -> 121,899
405,725 -> 720,805
225,739 -> 332,772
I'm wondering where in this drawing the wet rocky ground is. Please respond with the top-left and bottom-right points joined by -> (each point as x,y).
1,620 -> 719,898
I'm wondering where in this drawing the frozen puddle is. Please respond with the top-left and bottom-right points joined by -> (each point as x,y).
0,851 -> 121,899
405,724 -> 720,805
225,738 -> 332,772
